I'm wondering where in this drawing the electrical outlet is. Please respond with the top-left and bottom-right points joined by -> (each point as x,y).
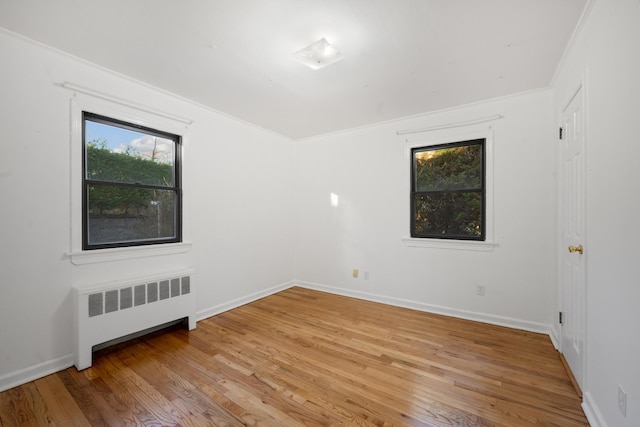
352,269 -> 359,278
364,271 -> 369,280
618,385 -> 627,417
475,285 -> 486,296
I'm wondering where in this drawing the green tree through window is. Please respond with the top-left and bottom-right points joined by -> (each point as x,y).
411,139 -> 485,240
83,112 -> 181,249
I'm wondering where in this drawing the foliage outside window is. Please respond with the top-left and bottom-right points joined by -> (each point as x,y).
411,139 -> 485,240
83,112 -> 181,250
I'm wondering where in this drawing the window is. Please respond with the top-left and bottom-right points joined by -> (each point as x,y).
82,112 -> 181,250
410,139 -> 485,240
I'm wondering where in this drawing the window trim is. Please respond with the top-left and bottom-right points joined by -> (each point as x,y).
82,112 -> 182,250
402,127 -> 497,251
66,93 -> 192,264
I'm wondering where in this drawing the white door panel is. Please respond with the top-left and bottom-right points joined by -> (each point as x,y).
560,87 -> 586,391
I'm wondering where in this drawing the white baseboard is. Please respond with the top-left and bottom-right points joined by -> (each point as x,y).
196,280 -> 295,321
582,391 -> 607,427
0,353 -> 74,393
295,281 -> 554,336
549,324 -> 560,350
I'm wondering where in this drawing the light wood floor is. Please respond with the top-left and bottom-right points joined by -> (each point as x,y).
0,287 -> 588,426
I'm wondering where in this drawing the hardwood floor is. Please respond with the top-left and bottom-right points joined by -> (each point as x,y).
0,287 -> 588,426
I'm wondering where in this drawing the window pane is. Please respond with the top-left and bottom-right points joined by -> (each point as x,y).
85,120 -> 175,186
414,144 -> 482,192
87,186 -> 176,245
413,192 -> 482,238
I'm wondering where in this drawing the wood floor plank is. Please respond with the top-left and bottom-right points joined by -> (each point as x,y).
117,341 -> 244,426
33,374 -> 92,426
76,367 -> 145,427
104,354 -> 186,426
0,385 -> 22,427
146,335 -> 337,426
144,333 -> 270,425
0,287 -> 588,426
93,352 -> 173,426
57,369 -> 115,426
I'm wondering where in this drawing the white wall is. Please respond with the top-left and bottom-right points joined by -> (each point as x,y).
553,1 -> 640,426
294,90 -> 557,332
0,30 -> 295,388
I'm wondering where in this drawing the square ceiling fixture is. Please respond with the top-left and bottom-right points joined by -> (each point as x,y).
293,37 -> 344,70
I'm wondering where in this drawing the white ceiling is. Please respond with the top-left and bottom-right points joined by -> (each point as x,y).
0,0 -> 587,139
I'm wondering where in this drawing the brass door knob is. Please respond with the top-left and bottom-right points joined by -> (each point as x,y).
568,245 -> 584,254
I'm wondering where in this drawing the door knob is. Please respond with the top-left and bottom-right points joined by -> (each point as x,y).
568,245 -> 583,254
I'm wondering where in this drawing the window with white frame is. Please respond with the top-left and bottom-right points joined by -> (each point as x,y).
402,126 -> 496,251
64,86 -> 191,265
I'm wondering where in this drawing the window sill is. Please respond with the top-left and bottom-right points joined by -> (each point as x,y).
401,237 -> 497,252
66,241 -> 192,265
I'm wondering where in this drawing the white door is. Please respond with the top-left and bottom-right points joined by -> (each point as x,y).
559,87 -> 586,391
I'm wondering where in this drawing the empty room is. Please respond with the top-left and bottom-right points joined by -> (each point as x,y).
0,1 -> 638,426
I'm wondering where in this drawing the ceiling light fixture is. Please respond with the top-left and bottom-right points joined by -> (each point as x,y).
293,37 -> 344,70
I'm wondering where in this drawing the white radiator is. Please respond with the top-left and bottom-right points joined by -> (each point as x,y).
73,270 -> 196,370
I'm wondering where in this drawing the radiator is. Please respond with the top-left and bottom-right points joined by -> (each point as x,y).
73,270 -> 196,370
